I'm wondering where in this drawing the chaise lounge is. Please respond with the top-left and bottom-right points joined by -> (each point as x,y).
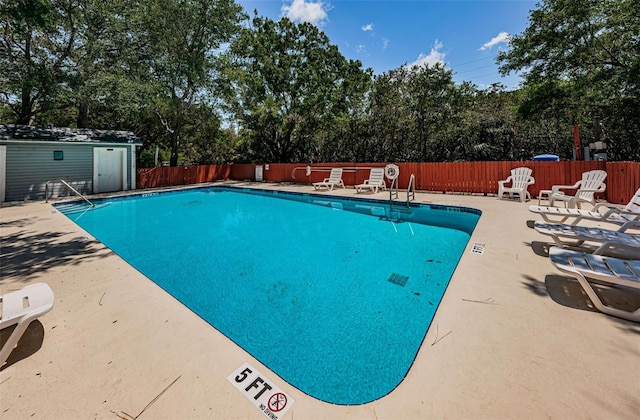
529,188 -> 640,225
313,168 -> 345,191
1,283 -> 55,366
355,167 -> 386,194
549,247 -> 640,322
534,220 -> 640,258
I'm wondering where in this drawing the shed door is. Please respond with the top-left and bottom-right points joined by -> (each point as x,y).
93,147 -> 126,193
0,145 -> 5,202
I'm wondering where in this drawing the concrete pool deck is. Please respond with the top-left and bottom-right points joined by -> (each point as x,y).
1,181 -> 639,419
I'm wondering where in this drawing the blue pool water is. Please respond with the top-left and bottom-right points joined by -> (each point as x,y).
56,187 -> 480,405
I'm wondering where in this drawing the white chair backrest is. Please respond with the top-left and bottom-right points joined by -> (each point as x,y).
369,167 -> 385,184
624,188 -> 640,213
576,170 -> 607,201
511,167 -> 533,188
328,168 -> 343,182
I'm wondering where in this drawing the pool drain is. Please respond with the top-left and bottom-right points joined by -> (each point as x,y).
387,273 -> 409,287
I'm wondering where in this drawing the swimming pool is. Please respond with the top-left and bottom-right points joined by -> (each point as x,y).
56,186 -> 480,405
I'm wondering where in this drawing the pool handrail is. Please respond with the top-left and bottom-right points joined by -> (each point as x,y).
45,179 -> 94,207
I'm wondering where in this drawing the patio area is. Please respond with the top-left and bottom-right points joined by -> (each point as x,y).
1,181 -> 638,419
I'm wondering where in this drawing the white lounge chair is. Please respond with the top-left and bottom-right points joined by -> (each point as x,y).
538,169 -> 607,208
549,247 -> 640,322
534,220 -> 640,258
313,168 -> 345,191
530,188 -> 640,225
498,167 -> 535,202
355,168 -> 386,193
1,283 -> 55,366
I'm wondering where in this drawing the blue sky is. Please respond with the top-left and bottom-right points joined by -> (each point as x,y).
237,0 -> 539,89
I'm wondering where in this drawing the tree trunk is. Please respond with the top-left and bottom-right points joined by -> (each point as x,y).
18,28 -> 33,125
17,87 -> 32,125
77,99 -> 90,128
170,132 -> 179,166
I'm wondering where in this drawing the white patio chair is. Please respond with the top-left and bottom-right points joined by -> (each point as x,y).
498,167 -> 535,202
313,168 -> 345,191
1,283 -> 55,366
530,188 -> 640,225
534,220 -> 640,258
538,170 -> 607,208
355,168 -> 386,194
549,247 -> 640,322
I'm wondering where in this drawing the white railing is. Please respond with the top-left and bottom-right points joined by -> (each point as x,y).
45,179 -> 94,207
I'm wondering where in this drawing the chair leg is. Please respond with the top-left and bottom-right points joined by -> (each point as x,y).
0,320 -> 31,366
574,274 -> 640,322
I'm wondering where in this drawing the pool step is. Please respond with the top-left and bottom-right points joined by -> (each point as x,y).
55,203 -> 90,213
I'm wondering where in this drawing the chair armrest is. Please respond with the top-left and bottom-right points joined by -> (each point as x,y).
599,207 -> 638,219
591,202 -> 622,212
618,220 -> 640,233
551,182 -> 580,193
498,176 -> 513,187
580,184 -> 607,194
593,242 -> 640,258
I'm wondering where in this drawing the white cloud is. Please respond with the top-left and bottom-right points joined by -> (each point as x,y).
356,44 -> 366,53
282,0 -> 330,26
382,38 -> 389,50
362,23 -> 374,31
408,40 -> 446,68
480,32 -> 510,51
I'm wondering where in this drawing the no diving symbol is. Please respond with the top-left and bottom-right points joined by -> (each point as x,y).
268,393 -> 287,412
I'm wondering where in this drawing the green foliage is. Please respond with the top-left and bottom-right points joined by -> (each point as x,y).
1,0 -> 76,124
1,0 -> 637,164
136,0 -> 245,166
498,0 -> 640,160
218,15 -> 370,163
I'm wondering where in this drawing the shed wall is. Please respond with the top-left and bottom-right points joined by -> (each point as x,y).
1,142 -> 135,202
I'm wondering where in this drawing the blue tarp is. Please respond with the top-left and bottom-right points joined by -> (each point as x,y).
532,154 -> 560,161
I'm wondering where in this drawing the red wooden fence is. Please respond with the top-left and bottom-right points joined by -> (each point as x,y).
137,161 -> 640,204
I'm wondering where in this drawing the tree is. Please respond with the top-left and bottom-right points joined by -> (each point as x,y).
498,0 -> 640,160
66,0 -> 149,129
218,15 -> 368,163
0,0 -> 76,124
365,67 -> 413,162
404,64 -> 458,161
136,0 -> 245,166
316,59 -> 372,162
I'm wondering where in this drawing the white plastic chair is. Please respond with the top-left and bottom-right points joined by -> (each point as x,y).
312,168 -> 345,191
355,168 -> 386,193
539,170 -> 607,208
534,220 -> 640,258
549,247 -> 640,322
498,167 -> 535,202
1,283 -> 55,366
530,188 -> 640,226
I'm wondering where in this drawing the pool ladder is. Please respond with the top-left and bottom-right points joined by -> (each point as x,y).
45,179 -> 94,207
389,174 -> 415,208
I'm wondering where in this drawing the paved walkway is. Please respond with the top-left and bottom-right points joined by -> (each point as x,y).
1,182 -> 639,419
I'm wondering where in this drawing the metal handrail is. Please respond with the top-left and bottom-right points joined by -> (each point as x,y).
407,174 -> 416,205
45,179 -> 94,207
389,176 -> 399,201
